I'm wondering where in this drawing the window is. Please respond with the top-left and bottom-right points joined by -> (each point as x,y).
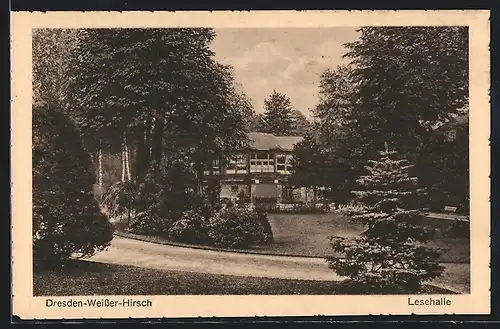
257,151 -> 269,159
250,152 -> 275,173
212,159 -> 220,174
204,159 -> 220,175
276,154 -> 294,174
226,153 -> 247,174
230,185 -> 239,192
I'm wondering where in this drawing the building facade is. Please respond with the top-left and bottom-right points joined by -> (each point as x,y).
205,132 -> 313,204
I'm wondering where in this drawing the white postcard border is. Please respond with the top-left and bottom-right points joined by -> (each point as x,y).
11,10 -> 491,319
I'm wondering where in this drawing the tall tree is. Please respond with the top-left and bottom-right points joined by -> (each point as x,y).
308,27 -> 469,208
289,64 -> 359,202
231,91 -> 255,132
67,28 -> 249,182
249,113 -> 266,132
327,145 -> 444,293
32,28 -> 80,109
343,27 -> 468,163
291,109 -> 312,136
260,91 -> 297,136
416,114 -> 470,213
289,125 -> 357,203
288,132 -> 325,191
314,64 -> 358,132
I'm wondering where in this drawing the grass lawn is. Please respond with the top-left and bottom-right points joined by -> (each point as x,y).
115,213 -> 469,263
34,260 -> 454,296
265,213 -> 470,263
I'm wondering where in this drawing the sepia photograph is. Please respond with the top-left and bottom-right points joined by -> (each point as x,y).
11,10 -> 490,318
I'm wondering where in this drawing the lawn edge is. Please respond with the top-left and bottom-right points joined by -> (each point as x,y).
112,230 -> 470,264
112,230 -> 322,259
111,232 -> 468,294
44,258 -> 463,295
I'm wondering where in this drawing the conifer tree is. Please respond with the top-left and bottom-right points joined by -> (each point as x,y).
327,143 -> 444,293
261,91 -> 297,136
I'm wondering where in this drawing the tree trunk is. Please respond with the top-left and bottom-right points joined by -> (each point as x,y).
98,145 -> 103,188
151,113 -> 165,166
195,155 -> 205,196
134,119 -> 150,179
121,140 -> 126,183
124,133 -> 131,180
127,206 -> 131,228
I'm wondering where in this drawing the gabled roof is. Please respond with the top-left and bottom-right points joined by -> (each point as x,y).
248,132 -> 303,151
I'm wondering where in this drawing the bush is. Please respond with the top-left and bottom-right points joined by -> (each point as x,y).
291,203 -> 330,214
206,205 -> 274,248
33,106 -> 114,270
134,159 -> 198,219
254,202 -> 278,213
336,201 -> 367,215
101,181 -> 136,222
255,202 -> 331,214
256,210 -> 274,243
168,210 -> 210,245
128,212 -> 170,235
254,197 -> 277,204
445,217 -> 470,238
236,190 -> 251,205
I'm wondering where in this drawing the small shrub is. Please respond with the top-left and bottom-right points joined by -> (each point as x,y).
256,210 -> 273,244
258,202 -> 331,214
207,205 -> 274,249
254,203 -> 278,213
236,190 -> 251,205
101,180 -> 136,222
336,201 -> 366,215
128,212 -> 170,235
168,210 -> 210,245
220,198 -> 235,209
254,197 -> 277,204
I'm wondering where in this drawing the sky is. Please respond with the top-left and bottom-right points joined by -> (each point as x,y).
211,27 -> 360,119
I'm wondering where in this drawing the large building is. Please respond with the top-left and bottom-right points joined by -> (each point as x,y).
205,132 -> 314,204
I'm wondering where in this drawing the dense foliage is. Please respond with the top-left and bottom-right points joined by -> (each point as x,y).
289,130 -> 355,203
327,146 -> 444,293
207,206 -> 273,248
259,91 -> 298,136
127,197 -> 273,249
66,28 -> 250,181
33,106 -> 114,269
32,29 -> 79,109
292,27 -> 469,212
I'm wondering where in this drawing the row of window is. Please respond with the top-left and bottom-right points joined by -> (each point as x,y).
205,152 -> 293,174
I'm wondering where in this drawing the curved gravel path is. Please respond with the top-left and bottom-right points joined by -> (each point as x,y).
86,236 -> 468,293
88,236 -> 343,281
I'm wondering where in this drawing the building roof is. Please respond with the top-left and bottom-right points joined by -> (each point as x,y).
248,132 -> 303,151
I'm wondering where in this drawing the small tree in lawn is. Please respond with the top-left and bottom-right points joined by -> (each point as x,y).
327,143 -> 444,293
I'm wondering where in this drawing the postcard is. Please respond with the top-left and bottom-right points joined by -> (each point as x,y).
11,10 -> 491,319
